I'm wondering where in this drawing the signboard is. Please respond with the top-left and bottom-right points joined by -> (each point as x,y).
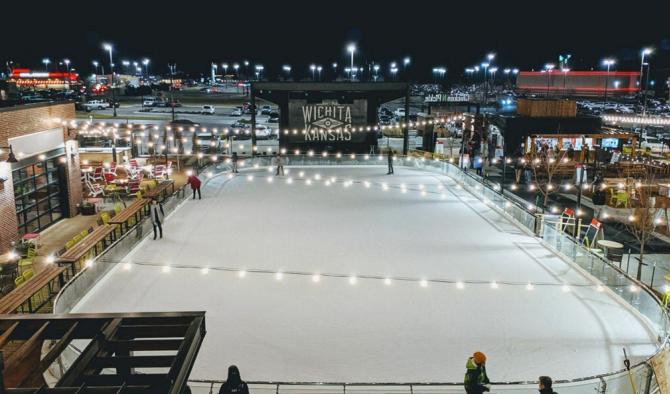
424,93 -> 470,103
287,99 -> 368,146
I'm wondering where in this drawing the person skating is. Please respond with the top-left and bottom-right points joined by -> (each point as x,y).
538,376 -> 557,394
464,351 -> 490,394
231,152 -> 239,173
149,198 -> 165,240
387,149 -> 394,175
218,365 -> 249,394
275,152 -> 284,176
186,171 -> 202,200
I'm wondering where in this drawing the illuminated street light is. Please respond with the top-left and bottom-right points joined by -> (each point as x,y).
602,58 -> 616,105
142,58 -> 150,76
42,58 -> 50,71
347,43 -> 356,80
63,58 -> 71,72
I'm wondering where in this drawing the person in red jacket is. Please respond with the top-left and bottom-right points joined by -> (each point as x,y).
186,171 -> 202,200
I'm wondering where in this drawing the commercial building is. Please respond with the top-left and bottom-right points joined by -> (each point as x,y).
7,69 -> 79,90
516,71 -> 640,98
0,102 -> 82,253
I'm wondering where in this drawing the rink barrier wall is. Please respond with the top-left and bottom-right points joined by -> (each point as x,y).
48,156 -> 667,394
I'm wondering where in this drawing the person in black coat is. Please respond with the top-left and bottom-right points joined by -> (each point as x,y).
218,365 -> 249,394
539,376 -> 557,394
387,149 -> 394,175
231,152 -> 239,173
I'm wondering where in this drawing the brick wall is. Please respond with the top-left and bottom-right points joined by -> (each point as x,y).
0,102 -> 76,254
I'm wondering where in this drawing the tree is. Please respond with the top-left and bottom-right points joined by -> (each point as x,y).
623,170 -> 659,280
528,149 -> 570,207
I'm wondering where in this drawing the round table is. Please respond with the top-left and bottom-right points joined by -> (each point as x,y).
597,240 -> 624,250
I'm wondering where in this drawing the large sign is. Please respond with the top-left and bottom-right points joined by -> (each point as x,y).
287,99 -> 368,145
425,93 -> 471,103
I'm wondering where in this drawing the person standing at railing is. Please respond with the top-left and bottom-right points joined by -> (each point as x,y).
538,376 -> 557,394
464,351 -> 490,394
149,198 -> 165,240
218,365 -> 249,394
387,149 -> 394,175
186,171 -> 202,200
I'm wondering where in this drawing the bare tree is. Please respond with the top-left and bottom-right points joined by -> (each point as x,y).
528,149 -> 570,207
623,170 -> 658,280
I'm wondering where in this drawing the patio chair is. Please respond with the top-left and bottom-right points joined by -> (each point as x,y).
90,167 -> 104,182
86,180 -> 104,198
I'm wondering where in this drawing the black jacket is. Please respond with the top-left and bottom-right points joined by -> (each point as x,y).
540,388 -> 557,394
218,381 -> 249,394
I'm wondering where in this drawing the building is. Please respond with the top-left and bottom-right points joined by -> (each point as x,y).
0,102 -> 82,253
8,68 -> 79,90
516,71 -> 640,98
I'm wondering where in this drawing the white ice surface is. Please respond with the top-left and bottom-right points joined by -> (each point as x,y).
72,166 -> 658,383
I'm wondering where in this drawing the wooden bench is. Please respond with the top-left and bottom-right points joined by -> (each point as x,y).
0,265 -> 66,314
144,180 -> 175,202
57,225 -> 118,276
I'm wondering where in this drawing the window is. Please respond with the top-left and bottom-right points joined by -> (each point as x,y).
13,155 -> 68,236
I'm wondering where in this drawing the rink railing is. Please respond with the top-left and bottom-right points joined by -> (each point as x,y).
48,155 -> 667,394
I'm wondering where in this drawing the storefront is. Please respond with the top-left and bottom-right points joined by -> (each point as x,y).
0,102 -> 82,253
12,148 -> 69,236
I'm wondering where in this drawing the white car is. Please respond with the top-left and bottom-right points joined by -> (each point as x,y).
394,108 -> 406,118
201,105 -> 215,115
231,108 -> 243,116
84,100 -> 110,110
641,136 -> 668,153
254,125 -> 273,140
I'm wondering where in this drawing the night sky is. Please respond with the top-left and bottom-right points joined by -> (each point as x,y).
3,0 -> 670,83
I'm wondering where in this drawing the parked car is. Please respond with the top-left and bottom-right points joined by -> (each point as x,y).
231,107 -> 243,116
261,105 -> 272,115
268,112 -> 279,123
84,100 -> 110,111
254,125 -> 273,140
201,105 -> 215,115
394,108 -> 406,119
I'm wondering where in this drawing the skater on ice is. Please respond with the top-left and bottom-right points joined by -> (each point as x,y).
186,171 -> 202,200
387,149 -> 394,174
464,351 -> 490,394
275,152 -> 285,176
232,152 -> 239,173
538,376 -> 556,394
149,198 -> 165,240
218,365 -> 249,394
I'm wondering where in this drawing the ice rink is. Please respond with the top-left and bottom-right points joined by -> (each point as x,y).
73,165 -> 658,383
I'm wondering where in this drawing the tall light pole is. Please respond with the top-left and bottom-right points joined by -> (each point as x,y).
142,58 -> 150,77
403,56 -> 410,81
640,48 -> 653,115
282,65 -> 291,79
602,58 -> 616,105
233,63 -> 239,77
561,67 -> 570,96
332,62 -> 337,80
211,63 -> 217,84
481,62 -> 490,102
373,64 -> 380,81
310,64 -> 316,80
244,60 -> 250,79
317,65 -> 322,81
63,59 -> 70,73
255,65 -> 264,80
103,43 -> 117,117
347,43 -> 356,81
42,58 -> 51,71
544,63 -> 555,97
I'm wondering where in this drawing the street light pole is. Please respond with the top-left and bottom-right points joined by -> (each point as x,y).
347,44 -> 356,81
103,43 -> 117,117
602,59 -> 615,106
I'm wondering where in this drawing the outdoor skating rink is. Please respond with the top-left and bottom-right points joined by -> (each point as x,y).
73,166 -> 658,383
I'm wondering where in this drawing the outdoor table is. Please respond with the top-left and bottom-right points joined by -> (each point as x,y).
0,265 -> 66,314
57,225 -> 118,276
144,180 -> 175,202
597,240 -> 624,265
108,199 -> 149,234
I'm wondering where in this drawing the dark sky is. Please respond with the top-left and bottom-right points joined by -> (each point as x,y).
3,0 -> 670,83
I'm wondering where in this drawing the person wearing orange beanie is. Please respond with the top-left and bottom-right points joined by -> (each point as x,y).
464,351 -> 490,394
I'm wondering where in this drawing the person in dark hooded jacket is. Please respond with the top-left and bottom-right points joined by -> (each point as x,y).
218,365 -> 249,394
538,376 -> 557,394
464,351 -> 490,394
